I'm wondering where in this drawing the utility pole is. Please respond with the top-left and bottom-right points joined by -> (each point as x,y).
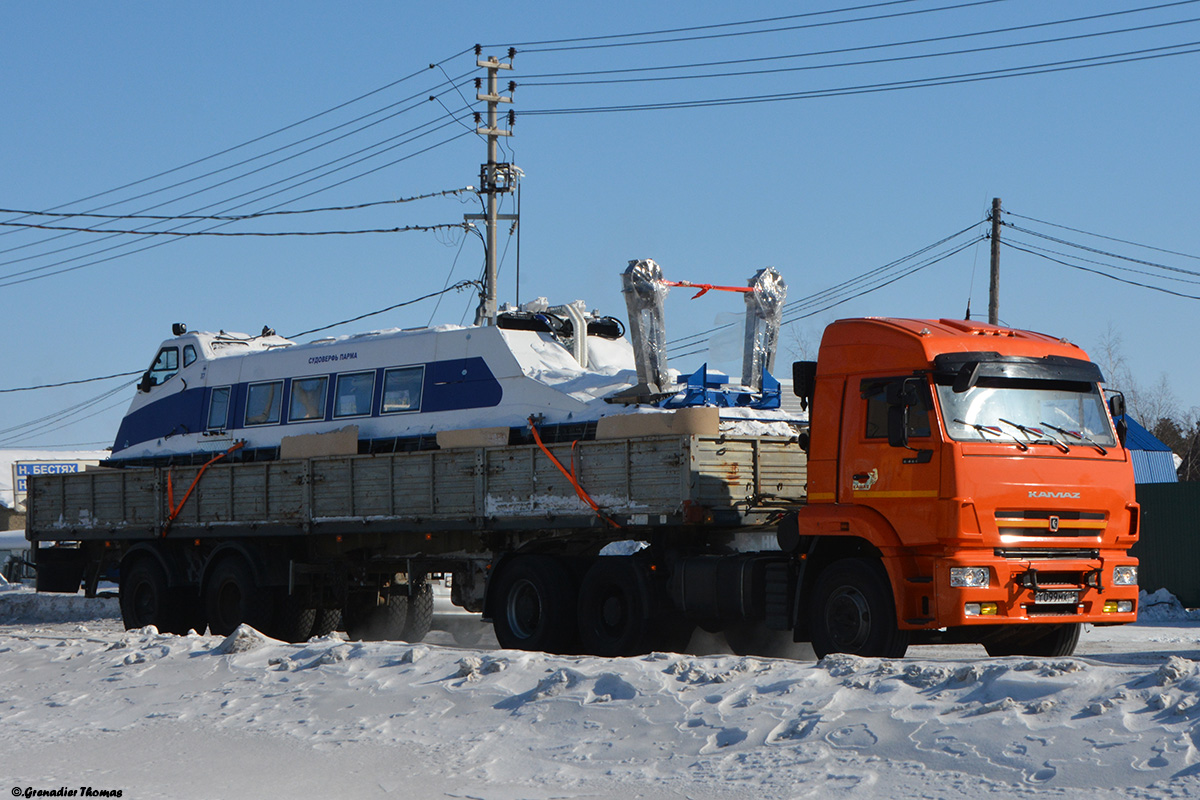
468,46 -> 516,326
989,197 -> 1001,326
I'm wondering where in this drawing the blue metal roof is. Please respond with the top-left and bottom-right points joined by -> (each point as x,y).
1123,415 -> 1173,452
1120,416 -> 1178,482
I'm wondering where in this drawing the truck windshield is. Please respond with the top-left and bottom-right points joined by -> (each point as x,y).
936,378 -> 1116,447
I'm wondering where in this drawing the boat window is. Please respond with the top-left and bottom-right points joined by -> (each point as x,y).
183,345 -> 197,368
289,376 -> 329,422
382,366 -> 423,413
245,381 -> 283,426
207,387 -> 231,430
334,371 -> 375,418
147,347 -> 179,386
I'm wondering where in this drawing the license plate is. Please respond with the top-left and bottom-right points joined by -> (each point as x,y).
1034,590 -> 1079,604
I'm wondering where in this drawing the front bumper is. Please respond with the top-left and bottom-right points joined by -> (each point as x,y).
929,551 -> 1138,627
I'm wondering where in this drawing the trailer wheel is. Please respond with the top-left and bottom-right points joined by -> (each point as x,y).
268,592 -> 316,643
120,558 -> 177,632
492,555 -> 578,653
983,623 -> 1080,657
205,556 -> 274,636
346,593 -> 408,641
402,582 -> 434,643
809,558 -> 910,659
310,608 -> 342,638
577,558 -> 652,657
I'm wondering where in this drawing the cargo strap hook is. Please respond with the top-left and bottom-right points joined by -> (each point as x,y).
161,441 -> 245,538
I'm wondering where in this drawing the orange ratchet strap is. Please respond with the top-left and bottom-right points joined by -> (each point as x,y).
662,279 -> 755,299
527,417 -> 621,529
161,441 -> 245,538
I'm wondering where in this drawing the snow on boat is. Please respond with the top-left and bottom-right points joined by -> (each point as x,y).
109,262 -> 801,465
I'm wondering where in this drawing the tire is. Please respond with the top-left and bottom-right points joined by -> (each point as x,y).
267,592 -> 316,643
491,555 -> 578,653
577,558 -> 653,657
401,582 -> 434,643
120,558 -> 176,632
808,558 -> 910,659
205,556 -> 274,636
310,608 -> 342,638
346,593 -> 408,641
983,623 -> 1081,657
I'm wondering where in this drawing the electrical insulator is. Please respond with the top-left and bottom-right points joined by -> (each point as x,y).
474,112 -> 481,125
508,47 -> 516,60
507,110 -> 515,127
507,80 -> 516,94
475,44 -> 482,56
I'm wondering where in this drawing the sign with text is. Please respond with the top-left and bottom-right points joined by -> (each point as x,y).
11,460 -> 100,511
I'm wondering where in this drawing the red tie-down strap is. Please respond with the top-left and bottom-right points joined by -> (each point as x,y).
662,279 -> 755,299
527,417 -> 621,529
161,441 -> 246,538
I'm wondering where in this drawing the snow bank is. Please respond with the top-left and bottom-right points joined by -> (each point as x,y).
0,584 -> 119,622
1139,588 -> 1200,622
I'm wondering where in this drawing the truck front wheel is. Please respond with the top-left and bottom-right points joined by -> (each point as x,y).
983,623 -> 1080,657
492,555 -> 578,653
809,558 -> 910,659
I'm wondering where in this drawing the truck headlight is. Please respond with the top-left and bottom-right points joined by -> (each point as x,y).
950,567 -> 990,588
1113,566 -> 1138,586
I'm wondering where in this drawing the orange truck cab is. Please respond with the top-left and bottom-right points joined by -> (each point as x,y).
791,317 -> 1138,657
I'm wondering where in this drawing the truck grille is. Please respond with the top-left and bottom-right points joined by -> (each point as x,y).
995,509 -> 1106,538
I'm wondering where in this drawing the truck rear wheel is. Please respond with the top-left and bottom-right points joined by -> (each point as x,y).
402,581 -> 434,642
983,622 -> 1080,657
809,558 -> 910,659
120,557 -> 176,632
577,558 -> 652,657
205,556 -> 274,636
492,555 -> 578,653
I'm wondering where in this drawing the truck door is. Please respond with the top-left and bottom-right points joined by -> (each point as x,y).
840,377 -> 941,544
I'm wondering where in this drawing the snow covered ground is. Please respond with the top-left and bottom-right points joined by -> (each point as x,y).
3,586 -> 1200,799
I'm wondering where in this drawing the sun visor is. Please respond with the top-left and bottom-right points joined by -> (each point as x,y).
932,352 -> 1104,387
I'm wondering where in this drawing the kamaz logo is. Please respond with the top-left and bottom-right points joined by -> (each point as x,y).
1028,491 -> 1081,499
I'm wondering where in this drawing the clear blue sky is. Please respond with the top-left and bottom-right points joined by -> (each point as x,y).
4,0 -> 1199,448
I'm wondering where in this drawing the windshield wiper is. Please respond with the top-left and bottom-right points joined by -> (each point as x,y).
1041,421 -> 1107,455
955,418 -> 1027,451
998,418 -> 1069,453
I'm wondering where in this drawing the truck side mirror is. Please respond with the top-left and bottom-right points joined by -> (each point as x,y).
792,361 -> 817,411
1107,391 -> 1128,447
887,404 -> 909,449
138,371 -> 154,393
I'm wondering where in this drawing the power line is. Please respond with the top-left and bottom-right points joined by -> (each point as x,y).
288,279 -> 482,339
1002,222 -> 1200,277
516,1 -> 1200,80
667,222 -> 984,353
0,220 -> 468,237
1004,209 -> 1200,262
0,187 -> 474,224
0,88 -> 472,267
1002,240 -> 1200,300
506,0 -> 1011,53
1002,235 -> 1200,286
0,371 -> 141,394
0,51 -> 474,237
487,0 -> 929,48
517,15 -> 1200,87
0,128 -> 476,288
520,40 -> 1200,115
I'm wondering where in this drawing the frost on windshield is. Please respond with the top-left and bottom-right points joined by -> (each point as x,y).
938,379 -> 1115,447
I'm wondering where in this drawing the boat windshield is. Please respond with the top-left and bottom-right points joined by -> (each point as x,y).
936,377 -> 1116,447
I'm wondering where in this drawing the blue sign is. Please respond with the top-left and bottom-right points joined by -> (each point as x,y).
15,462 -> 83,477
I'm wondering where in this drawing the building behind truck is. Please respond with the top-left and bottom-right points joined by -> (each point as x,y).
24,264 -> 1139,658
